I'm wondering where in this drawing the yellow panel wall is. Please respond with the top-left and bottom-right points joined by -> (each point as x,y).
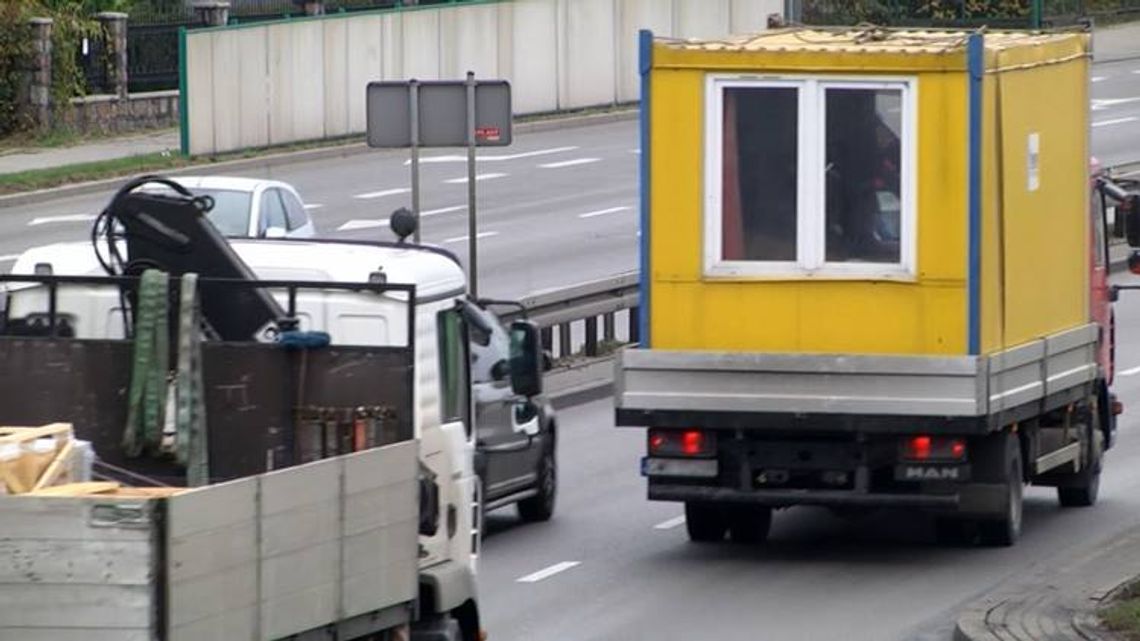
992,56 -> 1090,346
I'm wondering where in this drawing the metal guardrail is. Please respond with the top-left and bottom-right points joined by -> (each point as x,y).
495,271 -> 639,359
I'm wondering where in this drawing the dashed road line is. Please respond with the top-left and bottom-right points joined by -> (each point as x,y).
1092,117 -> 1139,128
27,214 -> 97,226
337,219 -> 384,232
579,206 -> 631,219
654,515 -> 686,530
539,158 -> 601,169
1119,365 -> 1140,377
304,203 -> 324,210
1092,76 -> 1106,82
407,146 -> 578,165
353,188 -> 410,200
0,254 -> 20,263
516,561 -> 581,583
444,173 -> 508,184
443,231 -> 499,244
422,205 -> 465,217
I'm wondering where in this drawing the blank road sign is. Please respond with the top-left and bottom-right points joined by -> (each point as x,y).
366,80 -> 512,148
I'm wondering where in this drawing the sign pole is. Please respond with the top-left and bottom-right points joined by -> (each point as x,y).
466,71 -> 478,299
409,79 -> 421,243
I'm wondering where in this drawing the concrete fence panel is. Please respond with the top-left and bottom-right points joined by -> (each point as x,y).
616,0 -> 673,103
508,0 -> 559,115
346,15 -> 385,133
323,19 -> 351,139
562,0 -> 618,110
182,0 -> 782,155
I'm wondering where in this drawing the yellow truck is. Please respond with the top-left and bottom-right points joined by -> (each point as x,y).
615,26 -> 1140,546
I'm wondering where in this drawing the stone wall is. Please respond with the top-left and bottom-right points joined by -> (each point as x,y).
61,90 -> 180,135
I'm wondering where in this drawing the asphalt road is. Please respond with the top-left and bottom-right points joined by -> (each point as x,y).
2,56 -> 1138,299
474,272 -> 1140,641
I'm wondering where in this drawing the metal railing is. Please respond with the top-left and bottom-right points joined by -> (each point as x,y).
495,271 -> 639,360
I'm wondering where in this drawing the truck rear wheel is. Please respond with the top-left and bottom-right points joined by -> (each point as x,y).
684,502 -> 728,543
978,437 -> 1023,547
727,506 -> 772,544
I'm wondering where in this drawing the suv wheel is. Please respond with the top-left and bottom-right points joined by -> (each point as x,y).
518,446 -> 556,522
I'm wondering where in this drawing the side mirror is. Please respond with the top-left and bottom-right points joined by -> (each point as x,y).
1124,195 -> 1140,248
264,226 -> 287,239
542,350 -> 553,372
509,320 -> 543,398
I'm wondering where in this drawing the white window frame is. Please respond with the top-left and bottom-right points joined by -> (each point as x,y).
703,74 -> 918,280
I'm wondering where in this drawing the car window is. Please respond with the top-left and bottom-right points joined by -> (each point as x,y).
281,189 -> 308,231
193,188 -> 252,237
259,189 -> 288,236
438,309 -> 472,437
462,303 -> 510,384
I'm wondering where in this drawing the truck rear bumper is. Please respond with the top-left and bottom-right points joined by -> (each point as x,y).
649,482 -> 1007,514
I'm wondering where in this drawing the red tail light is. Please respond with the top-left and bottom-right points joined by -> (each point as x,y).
902,435 -> 967,462
681,430 -> 704,455
648,429 -> 716,457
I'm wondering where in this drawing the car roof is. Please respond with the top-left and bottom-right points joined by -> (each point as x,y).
161,175 -> 289,193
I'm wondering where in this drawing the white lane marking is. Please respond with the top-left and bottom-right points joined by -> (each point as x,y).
303,203 -> 323,210
629,149 -> 641,154
517,561 -> 580,583
337,219 -> 384,231
406,146 -> 578,165
654,515 -> 686,530
444,173 -> 507,184
1119,365 -> 1140,377
1133,69 -> 1140,74
1092,97 -> 1140,111
1092,76 -> 1107,82
443,231 -> 499,244
579,206 -> 631,219
539,157 -> 601,169
0,254 -> 20,263
353,187 -> 410,200
1092,117 -> 1139,128
421,205 -> 465,217
27,214 -> 97,226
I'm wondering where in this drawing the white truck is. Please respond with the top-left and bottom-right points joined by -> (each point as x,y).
0,177 -> 548,640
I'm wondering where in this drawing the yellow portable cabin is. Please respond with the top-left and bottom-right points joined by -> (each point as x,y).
616,27 -> 1116,546
640,27 -> 1091,358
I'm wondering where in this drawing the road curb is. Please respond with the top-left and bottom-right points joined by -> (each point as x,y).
0,108 -> 637,210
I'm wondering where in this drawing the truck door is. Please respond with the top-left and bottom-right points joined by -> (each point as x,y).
464,302 -> 538,499
1092,184 -> 1113,382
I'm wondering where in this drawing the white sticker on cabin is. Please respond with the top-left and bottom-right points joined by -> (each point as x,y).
1027,132 -> 1040,192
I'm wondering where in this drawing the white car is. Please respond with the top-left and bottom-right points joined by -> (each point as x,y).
141,176 -> 316,239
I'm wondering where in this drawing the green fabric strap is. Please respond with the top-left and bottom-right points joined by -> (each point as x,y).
123,269 -> 169,458
176,273 -> 209,486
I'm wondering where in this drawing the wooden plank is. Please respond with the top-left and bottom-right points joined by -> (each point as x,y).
31,439 -> 75,491
27,482 -> 120,497
0,423 -> 73,444
0,538 -> 154,585
0,584 -> 153,629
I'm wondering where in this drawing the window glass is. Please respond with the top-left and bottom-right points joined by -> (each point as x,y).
825,87 -> 903,264
721,86 -> 799,262
437,309 -> 471,436
259,189 -> 288,236
194,189 -> 252,237
281,190 -> 308,231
